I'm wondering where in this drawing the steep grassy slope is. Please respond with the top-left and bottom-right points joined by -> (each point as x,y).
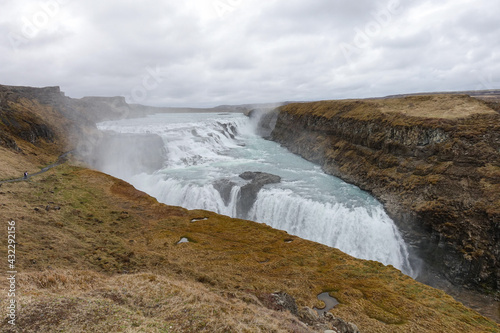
0,165 -> 498,332
271,95 -> 500,296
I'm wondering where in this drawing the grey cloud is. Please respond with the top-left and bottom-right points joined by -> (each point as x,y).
0,0 -> 498,106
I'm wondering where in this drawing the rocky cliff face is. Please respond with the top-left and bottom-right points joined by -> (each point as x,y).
271,95 -> 500,294
0,86 -> 58,151
0,85 -> 96,156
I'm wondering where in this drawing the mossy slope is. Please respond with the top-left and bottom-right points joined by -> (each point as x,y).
0,165 -> 498,332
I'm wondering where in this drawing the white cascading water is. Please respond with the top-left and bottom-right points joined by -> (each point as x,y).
97,112 -> 415,276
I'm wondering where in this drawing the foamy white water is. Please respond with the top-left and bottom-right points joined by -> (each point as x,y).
97,112 -> 415,276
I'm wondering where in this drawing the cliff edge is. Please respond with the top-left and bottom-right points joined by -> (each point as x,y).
271,94 -> 500,294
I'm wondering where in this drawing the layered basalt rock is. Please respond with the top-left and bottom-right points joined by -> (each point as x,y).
270,95 -> 500,294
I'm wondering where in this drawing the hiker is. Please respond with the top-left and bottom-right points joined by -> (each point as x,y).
23,171 -> 28,179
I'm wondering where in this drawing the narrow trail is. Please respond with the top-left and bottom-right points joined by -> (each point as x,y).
0,151 -> 74,185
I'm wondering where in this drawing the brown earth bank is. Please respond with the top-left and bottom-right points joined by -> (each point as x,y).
270,95 -> 500,300
1,84 -> 499,332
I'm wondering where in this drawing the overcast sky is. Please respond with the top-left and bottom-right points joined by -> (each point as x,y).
1,0 -> 499,107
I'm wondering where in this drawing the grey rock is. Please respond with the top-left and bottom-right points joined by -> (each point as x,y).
298,306 -> 318,325
271,291 -> 298,316
213,179 -> 237,206
237,172 -> 281,217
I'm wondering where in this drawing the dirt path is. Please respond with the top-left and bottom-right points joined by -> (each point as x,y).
0,151 -> 73,185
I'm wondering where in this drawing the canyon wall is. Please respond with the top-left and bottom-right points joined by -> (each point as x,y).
271,95 -> 500,294
0,84 -> 99,165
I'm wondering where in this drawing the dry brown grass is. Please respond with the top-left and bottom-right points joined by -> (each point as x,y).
0,147 -> 39,180
0,130 -> 68,181
286,94 -> 496,120
0,270 -> 310,333
379,95 -> 497,119
0,163 -> 498,332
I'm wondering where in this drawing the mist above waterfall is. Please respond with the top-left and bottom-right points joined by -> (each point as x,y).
95,112 -> 416,277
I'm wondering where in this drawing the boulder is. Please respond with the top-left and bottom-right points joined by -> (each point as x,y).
237,171 -> 281,217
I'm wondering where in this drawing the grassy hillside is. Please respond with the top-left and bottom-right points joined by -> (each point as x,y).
284,94 -> 497,120
1,165 -> 498,332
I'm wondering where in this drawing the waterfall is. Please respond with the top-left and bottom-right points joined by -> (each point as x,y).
249,188 -> 413,275
128,174 -> 241,217
97,112 -> 416,277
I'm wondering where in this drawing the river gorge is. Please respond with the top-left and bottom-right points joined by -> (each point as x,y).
1,84 -> 499,330
95,112 -> 417,276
